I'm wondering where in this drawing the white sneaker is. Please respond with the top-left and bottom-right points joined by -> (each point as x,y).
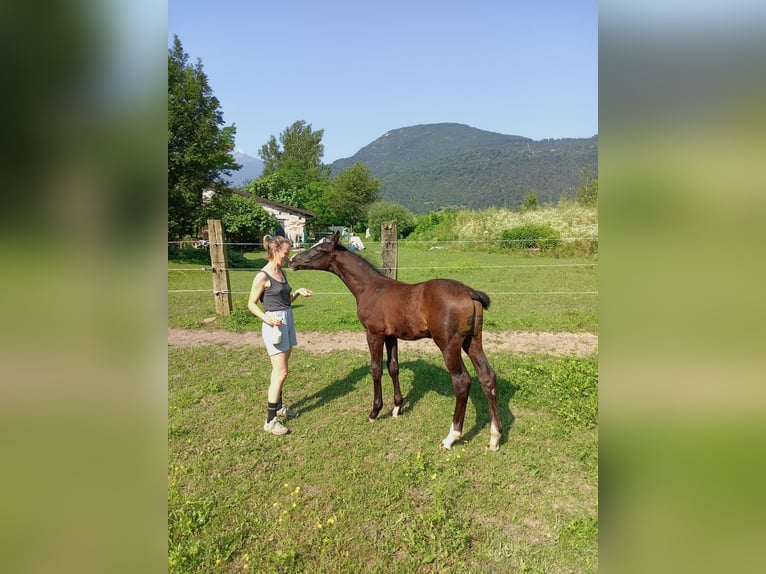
276,406 -> 299,419
263,418 -> 290,436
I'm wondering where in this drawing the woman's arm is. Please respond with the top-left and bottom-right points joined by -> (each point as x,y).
290,287 -> 314,304
248,272 -> 280,325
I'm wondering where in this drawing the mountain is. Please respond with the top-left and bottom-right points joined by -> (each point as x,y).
330,123 -> 597,213
226,151 -> 264,186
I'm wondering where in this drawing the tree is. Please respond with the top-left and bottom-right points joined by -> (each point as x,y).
201,191 -> 278,248
325,163 -> 381,229
243,172 -> 303,208
258,120 -> 329,189
302,179 -> 333,227
366,201 -> 416,239
576,166 -> 598,207
168,35 -> 239,239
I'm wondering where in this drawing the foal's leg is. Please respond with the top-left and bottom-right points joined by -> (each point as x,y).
466,341 -> 502,451
385,336 -> 403,416
439,342 -> 472,449
366,331 -> 385,421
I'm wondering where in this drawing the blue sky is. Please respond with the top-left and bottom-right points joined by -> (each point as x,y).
168,1 -> 597,163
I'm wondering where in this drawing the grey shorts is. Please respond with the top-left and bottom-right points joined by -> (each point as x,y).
262,308 -> 298,356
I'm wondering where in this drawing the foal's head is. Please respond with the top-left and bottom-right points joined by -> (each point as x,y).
289,231 -> 341,271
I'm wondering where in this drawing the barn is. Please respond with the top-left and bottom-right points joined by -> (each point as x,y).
247,194 -> 316,247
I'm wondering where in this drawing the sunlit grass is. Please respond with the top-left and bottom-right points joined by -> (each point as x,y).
169,244 -> 598,333
168,345 -> 597,573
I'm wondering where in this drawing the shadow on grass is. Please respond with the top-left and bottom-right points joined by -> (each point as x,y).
291,353 -> 517,449
291,363 -> 371,415
399,359 -> 517,449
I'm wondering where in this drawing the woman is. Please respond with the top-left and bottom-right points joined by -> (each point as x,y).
248,235 -> 314,436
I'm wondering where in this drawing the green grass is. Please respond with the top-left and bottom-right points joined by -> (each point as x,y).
168,345 -> 597,573
168,243 -> 598,332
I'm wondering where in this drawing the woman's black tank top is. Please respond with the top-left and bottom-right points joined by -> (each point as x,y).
259,270 -> 291,311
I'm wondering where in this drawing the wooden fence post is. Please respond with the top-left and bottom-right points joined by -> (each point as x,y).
207,219 -> 233,316
381,220 -> 398,280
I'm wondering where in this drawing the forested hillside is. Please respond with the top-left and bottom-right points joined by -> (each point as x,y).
330,123 -> 597,213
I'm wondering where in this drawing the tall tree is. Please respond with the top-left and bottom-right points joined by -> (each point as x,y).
258,120 -> 328,189
168,35 -> 239,238
325,163 -> 381,229
244,172 -> 303,208
302,179 -> 333,227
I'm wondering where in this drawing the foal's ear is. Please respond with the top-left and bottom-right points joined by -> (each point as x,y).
331,231 -> 340,245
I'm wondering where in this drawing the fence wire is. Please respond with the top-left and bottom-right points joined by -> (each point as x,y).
168,262 -> 597,272
169,238 -> 598,296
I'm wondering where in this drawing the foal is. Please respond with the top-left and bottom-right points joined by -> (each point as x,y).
289,233 -> 502,451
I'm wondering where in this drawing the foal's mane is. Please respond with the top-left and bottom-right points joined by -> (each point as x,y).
334,242 -> 386,278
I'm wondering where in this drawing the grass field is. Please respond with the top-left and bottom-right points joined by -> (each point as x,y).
169,239 -> 598,572
168,243 -> 598,333
168,345 -> 598,573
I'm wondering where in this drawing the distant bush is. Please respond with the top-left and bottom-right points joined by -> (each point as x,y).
500,224 -> 560,251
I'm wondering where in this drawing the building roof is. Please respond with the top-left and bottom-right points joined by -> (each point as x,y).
230,188 -> 317,218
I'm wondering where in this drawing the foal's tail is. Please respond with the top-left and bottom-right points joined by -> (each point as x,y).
470,289 -> 491,310
465,290 -> 490,350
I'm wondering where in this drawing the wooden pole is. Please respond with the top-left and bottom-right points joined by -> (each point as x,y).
207,219 -> 233,316
381,220 -> 398,280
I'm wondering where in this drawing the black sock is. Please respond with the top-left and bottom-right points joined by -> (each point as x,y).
276,393 -> 283,411
267,402 -> 279,423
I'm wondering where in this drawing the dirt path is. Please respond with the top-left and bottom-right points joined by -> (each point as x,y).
168,328 -> 597,357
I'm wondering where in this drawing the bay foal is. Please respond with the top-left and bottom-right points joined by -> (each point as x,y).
289,232 -> 501,451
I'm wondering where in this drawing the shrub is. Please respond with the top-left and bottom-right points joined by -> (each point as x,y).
201,192 -> 279,245
366,201 -> 416,239
500,224 -> 561,251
